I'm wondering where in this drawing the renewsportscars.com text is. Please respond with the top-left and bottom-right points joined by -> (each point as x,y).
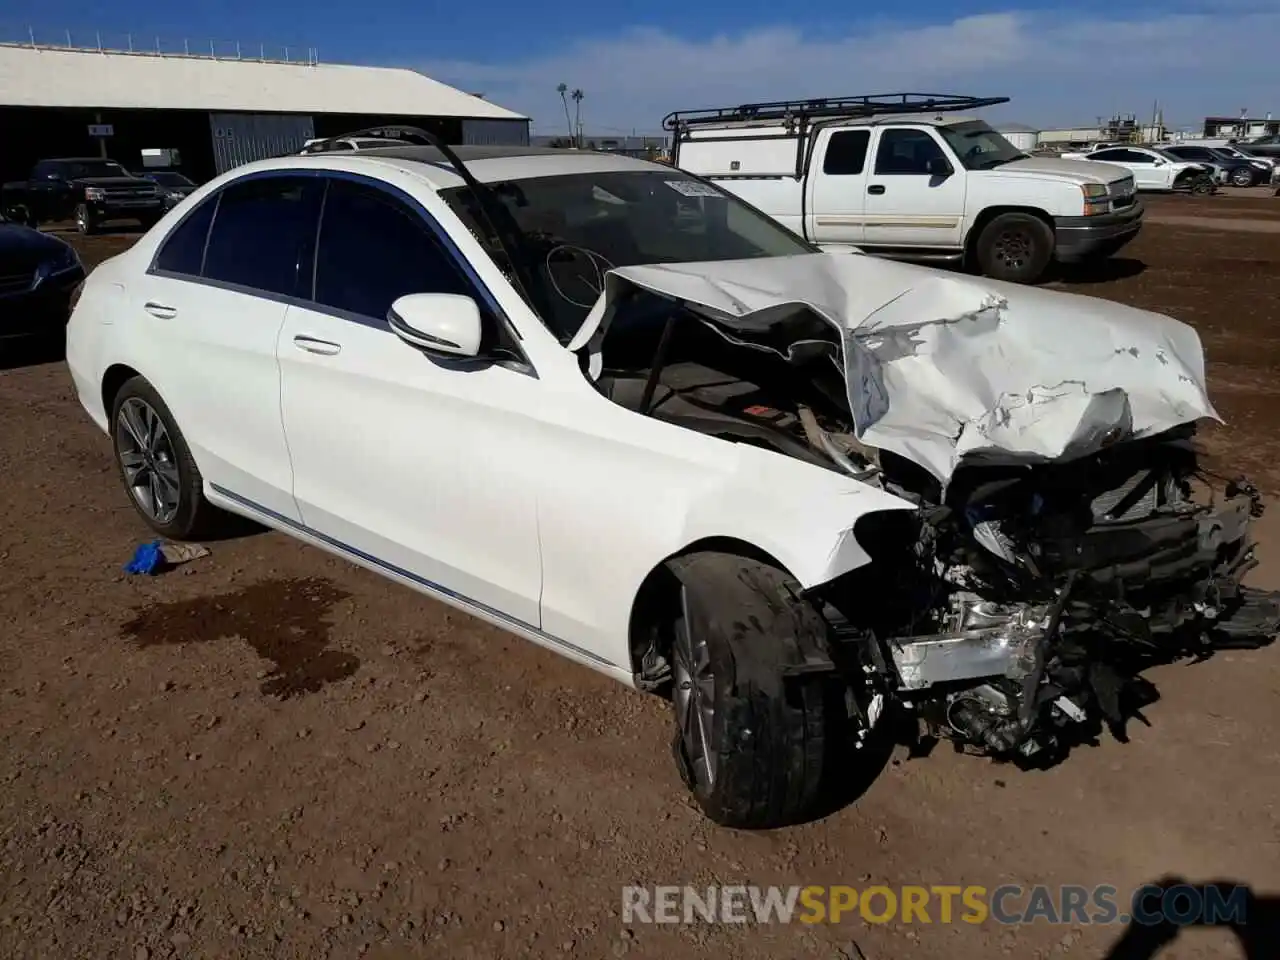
621,883 -> 1250,927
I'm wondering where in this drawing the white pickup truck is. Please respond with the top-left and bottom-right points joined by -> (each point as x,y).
667,94 -> 1144,283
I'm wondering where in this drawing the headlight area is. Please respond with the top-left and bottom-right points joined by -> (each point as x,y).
1080,183 -> 1110,216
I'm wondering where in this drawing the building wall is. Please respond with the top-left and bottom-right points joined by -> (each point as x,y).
998,130 -> 1040,151
461,118 -> 530,146
0,107 -> 522,185
209,112 -> 315,174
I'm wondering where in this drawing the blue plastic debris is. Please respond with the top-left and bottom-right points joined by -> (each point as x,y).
125,540 -> 165,575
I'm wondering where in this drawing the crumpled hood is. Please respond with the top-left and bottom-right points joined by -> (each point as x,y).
569,253 -> 1217,484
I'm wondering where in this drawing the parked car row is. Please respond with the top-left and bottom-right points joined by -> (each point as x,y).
1061,142 -> 1275,191
1,158 -> 200,234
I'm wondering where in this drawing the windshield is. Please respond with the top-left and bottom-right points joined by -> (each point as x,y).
441,170 -> 816,342
60,160 -> 131,179
937,121 -> 1026,170
145,171 -> 194,187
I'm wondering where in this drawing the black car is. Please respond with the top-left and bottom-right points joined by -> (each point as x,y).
0,209 -> 86,343
135,170 -> 198,210
1161,145 -> 1267,187
0,157 -> 165,234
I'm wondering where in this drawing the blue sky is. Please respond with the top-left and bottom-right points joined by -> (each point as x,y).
5,0 -> 1277,133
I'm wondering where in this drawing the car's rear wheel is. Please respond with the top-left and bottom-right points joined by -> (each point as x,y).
74,203 -> 97,235
664,551 -> 842,829
110,376 -> 224,540
974,212 -> 1054,283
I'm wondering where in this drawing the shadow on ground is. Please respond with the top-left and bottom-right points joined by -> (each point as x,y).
1101,877 -> 1280,959
1052,257 -> 1148,285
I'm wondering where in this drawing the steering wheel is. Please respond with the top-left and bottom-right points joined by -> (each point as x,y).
543,243 -> 617,309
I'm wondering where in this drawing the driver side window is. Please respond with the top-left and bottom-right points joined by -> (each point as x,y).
314,179 -> 475,320
312,178 -> 520,358
874,129 -> 947,175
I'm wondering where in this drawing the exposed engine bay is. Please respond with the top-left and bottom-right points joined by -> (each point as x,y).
593,287 -> 1280,762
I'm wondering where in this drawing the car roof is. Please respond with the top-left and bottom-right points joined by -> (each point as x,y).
271,145 -> 671,190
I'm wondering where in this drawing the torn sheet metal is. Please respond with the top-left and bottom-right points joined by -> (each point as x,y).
568,253 -> 1217,483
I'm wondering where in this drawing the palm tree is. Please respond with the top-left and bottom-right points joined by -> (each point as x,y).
571,88 -> 584,148
556,83 -> 573,143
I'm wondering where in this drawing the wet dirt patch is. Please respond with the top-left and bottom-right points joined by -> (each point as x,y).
119,577 -> 359,698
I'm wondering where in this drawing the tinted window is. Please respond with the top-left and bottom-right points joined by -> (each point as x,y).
314,178 -> 473,322
153,197 -> 216,276
874,129 -> 947,175
202,176 -> 323,297
1091,149 -> 1149,163
823,130 -> 870,175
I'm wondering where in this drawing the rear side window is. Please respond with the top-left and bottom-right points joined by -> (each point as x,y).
823,131 -> 870,176
153,197 -> 216,276
313,178 -> 473,322
202,176 -> 324,297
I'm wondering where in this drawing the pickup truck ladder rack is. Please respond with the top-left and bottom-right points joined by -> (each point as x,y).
663,93 -> 1009,133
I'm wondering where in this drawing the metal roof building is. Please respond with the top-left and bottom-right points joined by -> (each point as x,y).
0,41 -> 529,184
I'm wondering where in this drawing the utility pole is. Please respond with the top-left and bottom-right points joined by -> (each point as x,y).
572,89 -> 584,149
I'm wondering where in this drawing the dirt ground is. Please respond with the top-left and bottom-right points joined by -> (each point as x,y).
3,193 -> 1280,960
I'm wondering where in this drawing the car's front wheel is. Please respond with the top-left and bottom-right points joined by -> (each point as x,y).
664,551 -> 847,829
110,376 -> 225,540
74,203 -> 97,235
973,212 -> 1054,283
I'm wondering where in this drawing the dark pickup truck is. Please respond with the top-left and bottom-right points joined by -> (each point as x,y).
1,157 -> 166,234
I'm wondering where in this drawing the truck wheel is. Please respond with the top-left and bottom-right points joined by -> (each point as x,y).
974,213 -> 1054,283
110,376 -> 226,540
74,203 -> 97,236
1230,167 -> 1256,188
664,551 -> 839,829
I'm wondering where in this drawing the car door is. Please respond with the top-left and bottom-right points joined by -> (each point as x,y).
1092,149 -> 1164,189
807,128 -> 870,245
276,175 -> 544,628
130,174 -> 322,522
862,127 -> 966,249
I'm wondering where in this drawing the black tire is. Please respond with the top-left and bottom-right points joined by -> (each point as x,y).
1187,174 -> 1216,196
109,375 -> 226,540
1231,167 -> 1257,188
74,203 -> 97,235
973,212 -> 1054,283
665,551 -> 838,829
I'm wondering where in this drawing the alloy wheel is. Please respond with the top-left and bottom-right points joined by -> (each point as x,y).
672,585 -> 717,792
115,397 -> 181,524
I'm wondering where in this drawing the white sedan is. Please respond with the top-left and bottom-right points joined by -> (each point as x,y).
66,135 -> 1277,828
1061,145 -> 1217,192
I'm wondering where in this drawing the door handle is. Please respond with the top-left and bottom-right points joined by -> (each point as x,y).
293,335 -> 342,356
867,185 -> 886,195
143,301 -> 178,319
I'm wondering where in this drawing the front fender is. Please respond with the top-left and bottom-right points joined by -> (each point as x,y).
678,442 -> 915,589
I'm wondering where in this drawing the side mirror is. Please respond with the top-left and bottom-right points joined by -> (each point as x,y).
926,157 -> 953,177
388,293 -> 483,357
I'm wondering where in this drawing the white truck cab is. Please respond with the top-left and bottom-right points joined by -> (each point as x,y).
668,94 -> 1144,283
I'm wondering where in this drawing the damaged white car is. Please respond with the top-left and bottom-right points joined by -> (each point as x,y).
67,129 -> 1279,829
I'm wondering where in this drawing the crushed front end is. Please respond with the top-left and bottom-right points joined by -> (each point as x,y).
823,425 -> 1280,761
